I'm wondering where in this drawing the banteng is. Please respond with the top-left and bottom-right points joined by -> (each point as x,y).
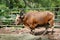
15,11 -> 55,34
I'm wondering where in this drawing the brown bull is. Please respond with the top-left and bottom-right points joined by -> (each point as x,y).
15,11 -> 55,34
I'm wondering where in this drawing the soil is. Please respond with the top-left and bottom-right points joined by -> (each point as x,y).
0,27 -> 60,40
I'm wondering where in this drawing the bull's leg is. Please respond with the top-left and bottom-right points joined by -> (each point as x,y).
42,25 -> 49,35
29,27 -> 35,35
49,18 -> 55,35
29,26 -> 35,34
24,24 -> 30,29
24,23 -> 32,33
51,26 -> 54,35
29,24 -> 37,34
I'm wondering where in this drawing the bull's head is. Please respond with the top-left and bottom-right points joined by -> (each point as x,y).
15,9 -> 24,25
15,10 -> 25,25
15,14 -> 21,25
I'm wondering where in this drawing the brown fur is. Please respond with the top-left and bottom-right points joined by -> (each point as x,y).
15,11 -> 55,34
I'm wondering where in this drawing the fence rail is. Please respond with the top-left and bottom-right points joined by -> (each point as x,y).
0,7 -> 60,27
12,7 -> 60,9
0,24 -> 60,28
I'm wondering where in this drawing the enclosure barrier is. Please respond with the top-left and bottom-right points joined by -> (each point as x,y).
0,7 -> 60,28
0,23 -> 60,28
0,15 -> 60,27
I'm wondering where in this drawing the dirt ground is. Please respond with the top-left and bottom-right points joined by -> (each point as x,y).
0,27 -> 60,40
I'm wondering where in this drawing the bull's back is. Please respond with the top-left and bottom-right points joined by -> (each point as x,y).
23,11 -> 54,26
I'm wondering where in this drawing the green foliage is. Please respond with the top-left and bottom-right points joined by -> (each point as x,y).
0,0 -> 60,25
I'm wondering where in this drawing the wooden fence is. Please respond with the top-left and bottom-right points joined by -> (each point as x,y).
0,8 -> 60,27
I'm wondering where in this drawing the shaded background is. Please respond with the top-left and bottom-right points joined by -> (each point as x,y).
0,0 -> 60,27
